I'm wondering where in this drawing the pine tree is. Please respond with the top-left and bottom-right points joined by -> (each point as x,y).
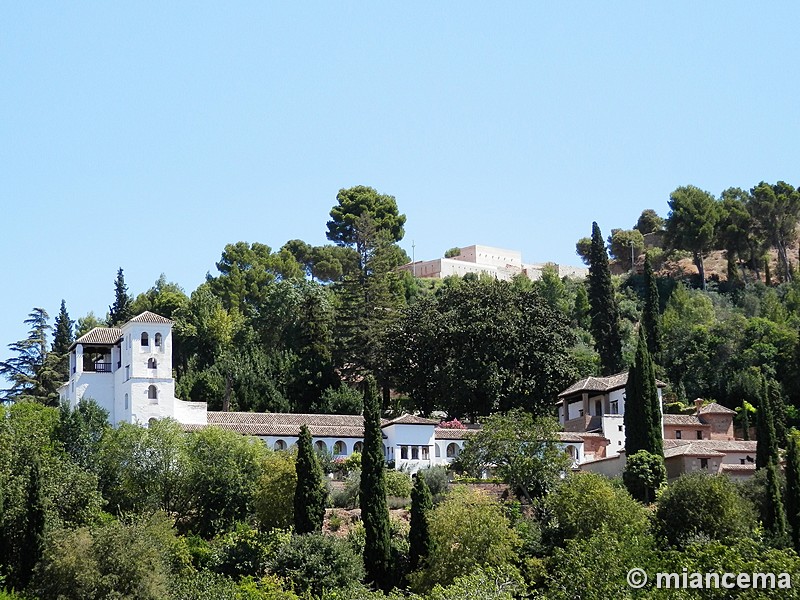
0,308 -> 60,404
51,299 -> 75,381
12,454 -> 45,590
641,254 -> 661,357
109,267 -> 133,326
785,434 -> 800,552
756,375 -> 778,470
624,327 -> 662,457
293,424 -> 326,534
588,222 -> 623,375
359,375 -> 392,590
409,473 -> 433,572
764,460 -> 788,543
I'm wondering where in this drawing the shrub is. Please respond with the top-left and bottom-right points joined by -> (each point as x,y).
268,533 -> 365,597
387,496 -> 409,510
417,466 -> 449,498
384,470 -> 412,499
331,470 -> 360,509
254,451 -> 296,531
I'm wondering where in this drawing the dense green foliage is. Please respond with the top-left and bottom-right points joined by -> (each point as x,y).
588,222 -> 623,375
408,474 -> 433,572
622,450 -> 666,503
293,425 -> 326,534
624,327 -> 663,458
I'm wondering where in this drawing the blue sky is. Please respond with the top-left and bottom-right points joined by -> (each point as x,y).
1,3 -> 799,360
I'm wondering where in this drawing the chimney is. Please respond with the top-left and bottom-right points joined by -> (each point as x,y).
694,398 -> 704,414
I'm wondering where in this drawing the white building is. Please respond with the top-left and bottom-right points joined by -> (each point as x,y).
58,311 -> 207,427
398,244 -> 588,282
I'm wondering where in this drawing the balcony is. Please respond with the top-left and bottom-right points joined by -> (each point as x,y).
84,362 -> 112,373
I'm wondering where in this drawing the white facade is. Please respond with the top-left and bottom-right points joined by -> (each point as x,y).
59,312 -> 207,427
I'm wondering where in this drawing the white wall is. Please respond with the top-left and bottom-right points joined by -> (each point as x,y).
601,415 -> 625,457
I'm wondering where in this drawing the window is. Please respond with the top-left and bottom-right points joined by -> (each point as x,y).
610,400 -> 619,414
148,385 -> 158,403
435,444 -> 441,458
333,440 -> 346,456
125,365 -> 130,381
401,446 -> 408,459
446,443 -> 459,458
154,333 -> 162,347
124,393 -> 129,410
411,447 -> 419,460
700,458 -> 709,469
353,441 -> 363,454
314,440 -> 327,453
148,357 -> 157,369
618,425 -> 623,432
676,430 -> 682,439
274,439 -> 287,451
740,458 -> 746,465
141,332 -> 149,347
696,430 -> 703,440
422,446 -> 429,460
578,409 -> 584,417
594,399 -> 602,415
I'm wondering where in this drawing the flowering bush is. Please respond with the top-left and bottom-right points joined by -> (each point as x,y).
438,418 -> 467,430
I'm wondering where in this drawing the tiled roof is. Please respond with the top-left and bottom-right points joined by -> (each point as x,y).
206,411 -> 366,438
127,311 -> 173,324
73,327 -> 122,347
663,439 -> 757,459
698,440 -> 757,452
662,414 -> 709,426
557,432 -> 585,443
721,463 -> 756,472
664,441 -> 725,458
382,414 -> 439,427
433,428 -> 478,440
558,372 -> 666,397
698,402 -> 736,415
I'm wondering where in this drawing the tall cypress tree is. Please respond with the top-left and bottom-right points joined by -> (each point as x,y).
108,268 -> 133,326
409,473 -> 433,572
768,378 -> 787,448
12,454 -> 45,590
359,375 -> 392,590
756,375 -> 778,470
764,460 -> 788,543
785,434 -> 800,552
51,299 -> 74,381
624,327 -> 662,457
293,424 -> 326,534
588,222 -> 623,375
641,254 -> 661,357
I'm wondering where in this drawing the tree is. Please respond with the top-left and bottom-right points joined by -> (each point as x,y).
57,399 -> 109,474
634,209 -> 665,234
756,375 -> 778,470
293,425 -> 325,535
624,327 -> 662,458
763,460 -> 788,544
326,185 -> 406,248
622,450 -> 666,503
12,452 -> 46,590
749,181 -> 800,282
575,237 -> 592,266
51,300 -> 74,381
254,450 -> 297,531
785,433 -> 800,552
587,222 -> 623,375
0,308 -> 60,405
664,185 -> 720,290
607,228 -> 644,271
641,254 -> 661,356
108,268 -> 133,325
75,312 -> 103,338
655,472 -> 756,548
359,376 -> 392,590
409,474 -> 433,572
443,247 -> 461,258
458,410 -> 571,502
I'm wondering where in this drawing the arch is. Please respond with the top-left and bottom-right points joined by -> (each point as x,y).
314,440 -> 327,453
148,418 -> 157,427
333,440 -> 347,456
353,441 -> 364,454
141,332 -> 149,347
446,443 -> 459,458
435,444 -> 441,458
273,439 -> 287,451
147,357 -> 157,369
148,385 -> 158,403
154,332 -> 162,347
565,445 -> 578,461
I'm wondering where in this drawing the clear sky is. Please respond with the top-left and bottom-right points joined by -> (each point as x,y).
1,3 -> 799,362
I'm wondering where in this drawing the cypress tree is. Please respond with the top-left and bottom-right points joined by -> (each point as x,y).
785,434 -> 800,552
642,254 -> 661,357
293,424 -> 326,534
768,378 -> 787,448
108,268 -> 133,326
51,299 -> 74,381
588,222 -> 623,375
764,460 -> 788,543
359,375 -> 392,590
756,375 -> 778,470
408,473 -> 433,572
624,327 -> 662,457
12,454 -> 45,590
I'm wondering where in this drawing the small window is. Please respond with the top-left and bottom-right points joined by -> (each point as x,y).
148,357 -> 157,369
610,400 -> 619,414
618,425 -> 623,432
401,446 -> 408,459
274,439 -> 287,451
353,441 -> 363,454
333,440 -> 346,456
696,430 -> 703,440
154,333 -> 162,347
314,440 -> 327,453
411,447 -> 419,460
125,365 -> 130,381
578,409 -> 584,417
740,458 -> 746,465
700,458 -> 709,469
141,332 -> 149,347
124,393 -> 129,410
148,385 -> 158,403
676,430 -> 682,439
435,444 -> 441,458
